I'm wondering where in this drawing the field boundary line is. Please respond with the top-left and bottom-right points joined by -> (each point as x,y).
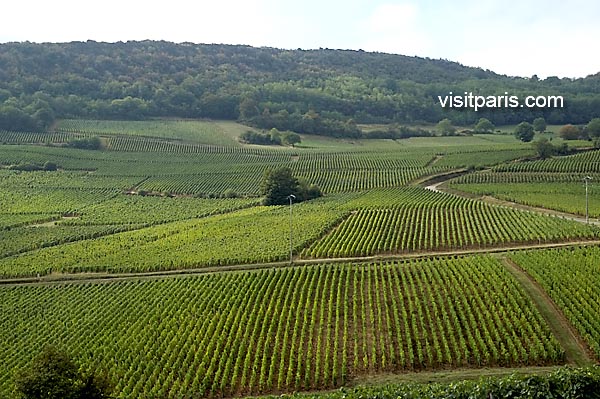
2,240 -> 600,286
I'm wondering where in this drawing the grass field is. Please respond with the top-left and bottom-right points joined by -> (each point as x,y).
55,119 -> 248,147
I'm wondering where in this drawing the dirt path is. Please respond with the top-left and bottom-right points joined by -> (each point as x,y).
3,239 -> 600,287
424,180 -> 444,193
499,254 -> 595,366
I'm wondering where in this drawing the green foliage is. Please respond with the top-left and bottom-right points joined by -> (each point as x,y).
0,104 -> 51,131
8,162 -> 45,172
514,122 -> 535,142
6,161 -> 59,172
14,346 -> 79,399
260,167 -> 322,206
260,167 -> 300,205
511,246 -> 600,357
0,258 -> 565,397
67,136 -> 102,150
14,346 -> 112,399
437,118 -> 456,136
474,117 -> 495,133
533,117 -> 547,133
2,41 -> 599,133
249,109 -> 362,138
587,118 -> 600,138
362,124 -> 433,139
239,129 -> 282,145
281,131 -> 301,146
532,137 -> 569,159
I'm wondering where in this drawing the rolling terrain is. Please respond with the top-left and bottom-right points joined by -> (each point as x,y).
0,119 -> 599,398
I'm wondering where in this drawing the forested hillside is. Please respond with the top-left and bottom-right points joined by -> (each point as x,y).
1,40 -> 599,135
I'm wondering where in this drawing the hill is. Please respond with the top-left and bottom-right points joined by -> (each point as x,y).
1,41 -> 600,134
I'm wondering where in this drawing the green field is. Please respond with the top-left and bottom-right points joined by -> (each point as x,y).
448,150 -> 600,217
0,257 -> 564,398
511,246 -> 600,357
1,119 -> 599,398
54,119 -> 248,147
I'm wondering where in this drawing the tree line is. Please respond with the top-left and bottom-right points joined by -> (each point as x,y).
1,41 -> 600,136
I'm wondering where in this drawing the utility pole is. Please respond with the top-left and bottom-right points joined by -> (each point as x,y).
584,176 -> 592,224
287,194 -> 296,264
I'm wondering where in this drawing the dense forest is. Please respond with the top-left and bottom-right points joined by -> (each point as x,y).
1,40 -> 599,136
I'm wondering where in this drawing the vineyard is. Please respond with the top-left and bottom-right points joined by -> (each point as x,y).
0,257 -> 564,398
0,196 -> 357,277
447,150 -> 600,217
448,181 -> 600,218
54,119 -> 245,147
304,189 -> 600,258
510,246 -> 600,358
1,119 -> 600,398
493,149 -> 600,174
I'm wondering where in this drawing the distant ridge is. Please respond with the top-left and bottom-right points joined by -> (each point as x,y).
0,41 -> 599,133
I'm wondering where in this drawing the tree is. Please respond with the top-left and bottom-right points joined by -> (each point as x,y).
532,117 -> 547,133
268,128 -> 282,145
514,122 -> 535,142
239,130 -> 281,145
587,118 -> 600,138
296,177 -> 322,201
14,346 -> 112,399
238,96 -> 260,120
474,118 -> 494,133
43,161 -> 58,171
260,167 -> 321,205
559,124 -> 581,140
281,131 -> 301,147
533,137 -> 569,159
0,105 -> 38,131
260,167 -> 300,205
67,136 -> 102,150
532,137 -> 555,159
437,118 -> 456,136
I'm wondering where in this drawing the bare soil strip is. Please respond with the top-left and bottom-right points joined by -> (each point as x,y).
499,255 -> 595,366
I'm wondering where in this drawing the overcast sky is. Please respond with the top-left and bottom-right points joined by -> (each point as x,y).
2,0 -> 599,78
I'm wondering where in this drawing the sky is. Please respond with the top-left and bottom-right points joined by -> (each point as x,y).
2,0 -> 599,79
